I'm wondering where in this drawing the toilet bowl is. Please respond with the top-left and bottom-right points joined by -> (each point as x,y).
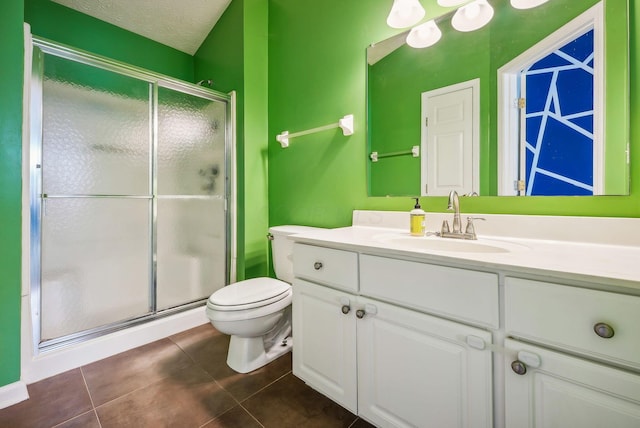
206,225 -> 322,373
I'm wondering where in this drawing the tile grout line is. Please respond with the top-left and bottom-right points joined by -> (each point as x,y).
197,403 -> 266,428
202,367 -> 286,427
228,369 -> 294,428
236,369 -> 293,403
79,367 -> 97,410
50,410 -> 102,428
84,362 -> 202,411
212,377 -> 242,404
169,330 -> 313,428
167,331 -> 290,407
167,336 -> 247,407
238,401 -> 267,428
86,340 -> 213,410
48,368 -> 103,428
169,334 -> 252,428
347,417 -> 362,428
80,366 -> 103,428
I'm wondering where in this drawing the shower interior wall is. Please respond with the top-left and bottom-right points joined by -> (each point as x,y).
0,0 -> 269,391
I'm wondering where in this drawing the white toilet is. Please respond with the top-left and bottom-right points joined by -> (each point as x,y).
206,225 -> 321,373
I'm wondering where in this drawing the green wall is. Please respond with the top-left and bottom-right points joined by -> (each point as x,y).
195,0 -> 269,279
241,0 -> 270,278
269,0 -> 640,228
0,0 -> 25,388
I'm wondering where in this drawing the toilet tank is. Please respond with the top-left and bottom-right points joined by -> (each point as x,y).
269,225 -> 324,283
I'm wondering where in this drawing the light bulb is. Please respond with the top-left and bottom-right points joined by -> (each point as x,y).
510,0 -> 550,9
387,0 -> 426,29
451,0 -> 494,32
406,20 -> 442,48
437,0 -> 467,6
465,2 -> 480,20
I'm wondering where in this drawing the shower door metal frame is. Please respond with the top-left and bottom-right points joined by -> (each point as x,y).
29,37 -> 233,353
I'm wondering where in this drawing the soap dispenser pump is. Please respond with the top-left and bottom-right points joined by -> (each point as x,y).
410,197 -> 426,236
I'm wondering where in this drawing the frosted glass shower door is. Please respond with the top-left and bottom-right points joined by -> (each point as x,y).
156,86 -> 228,310
32,40 -> 231,349
39,53 -> 152,341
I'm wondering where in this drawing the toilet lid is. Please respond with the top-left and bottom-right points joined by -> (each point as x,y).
208,277 -> 291,310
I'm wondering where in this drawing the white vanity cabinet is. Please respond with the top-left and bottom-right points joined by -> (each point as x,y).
292,278 -> 358,412
504,277 -> 640,428
292,243 -> 495,428
292,244 -> 360,412
504,339 -> 640,428
356,295 -> 493,428
289,212 -> 640,427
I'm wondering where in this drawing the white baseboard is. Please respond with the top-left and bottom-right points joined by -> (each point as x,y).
0,381 -> 29,410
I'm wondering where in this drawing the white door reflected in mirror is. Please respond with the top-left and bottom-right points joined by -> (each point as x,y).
421,79 -> 479,196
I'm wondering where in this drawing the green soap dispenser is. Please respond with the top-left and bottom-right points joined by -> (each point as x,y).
410,198 -> 425,236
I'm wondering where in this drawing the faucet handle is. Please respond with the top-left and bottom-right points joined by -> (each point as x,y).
466,216 -> 486,222
441,220 -> 450,234
465,217 -> 485,238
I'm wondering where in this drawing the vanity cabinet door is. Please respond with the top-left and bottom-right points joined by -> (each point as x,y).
292,278 -> 358,413
505,339 -> 640,428
357,296 -> 494,428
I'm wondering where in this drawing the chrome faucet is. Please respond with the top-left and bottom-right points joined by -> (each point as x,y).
441,190 -> 483,240
447,190 -> 462,233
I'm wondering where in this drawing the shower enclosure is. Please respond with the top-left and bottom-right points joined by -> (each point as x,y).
29,38 -> 232,352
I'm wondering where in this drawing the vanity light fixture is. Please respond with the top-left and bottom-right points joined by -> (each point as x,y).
387,0 -> 426,29
451,0 -> 494,32
406,20 -> 442,48
510,0 -> 550,9
401,0 -> 549,49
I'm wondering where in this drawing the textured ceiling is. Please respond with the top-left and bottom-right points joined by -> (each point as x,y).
52,0 -> 232,55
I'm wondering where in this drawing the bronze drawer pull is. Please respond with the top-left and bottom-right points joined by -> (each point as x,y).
593,322 -> 615,339
511,360 -> 527,375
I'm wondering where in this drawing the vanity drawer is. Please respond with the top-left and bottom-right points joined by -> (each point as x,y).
359,254 -> 499,327
293,243 -> 359,292
505,277 -> 640,368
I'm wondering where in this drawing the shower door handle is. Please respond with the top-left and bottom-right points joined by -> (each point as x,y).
42,194 -> 48,216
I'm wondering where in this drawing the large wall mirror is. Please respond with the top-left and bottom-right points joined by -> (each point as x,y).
367,0 -> 629,197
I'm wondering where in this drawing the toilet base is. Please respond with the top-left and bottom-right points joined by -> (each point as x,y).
227,334 -> 292,373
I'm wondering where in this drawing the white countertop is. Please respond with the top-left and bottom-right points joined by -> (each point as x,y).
289,211 -> 640,293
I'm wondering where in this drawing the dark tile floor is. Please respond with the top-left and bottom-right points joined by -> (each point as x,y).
0,324 -> 375,428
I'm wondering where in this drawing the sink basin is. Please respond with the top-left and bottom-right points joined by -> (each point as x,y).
373,234 -> 528,254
